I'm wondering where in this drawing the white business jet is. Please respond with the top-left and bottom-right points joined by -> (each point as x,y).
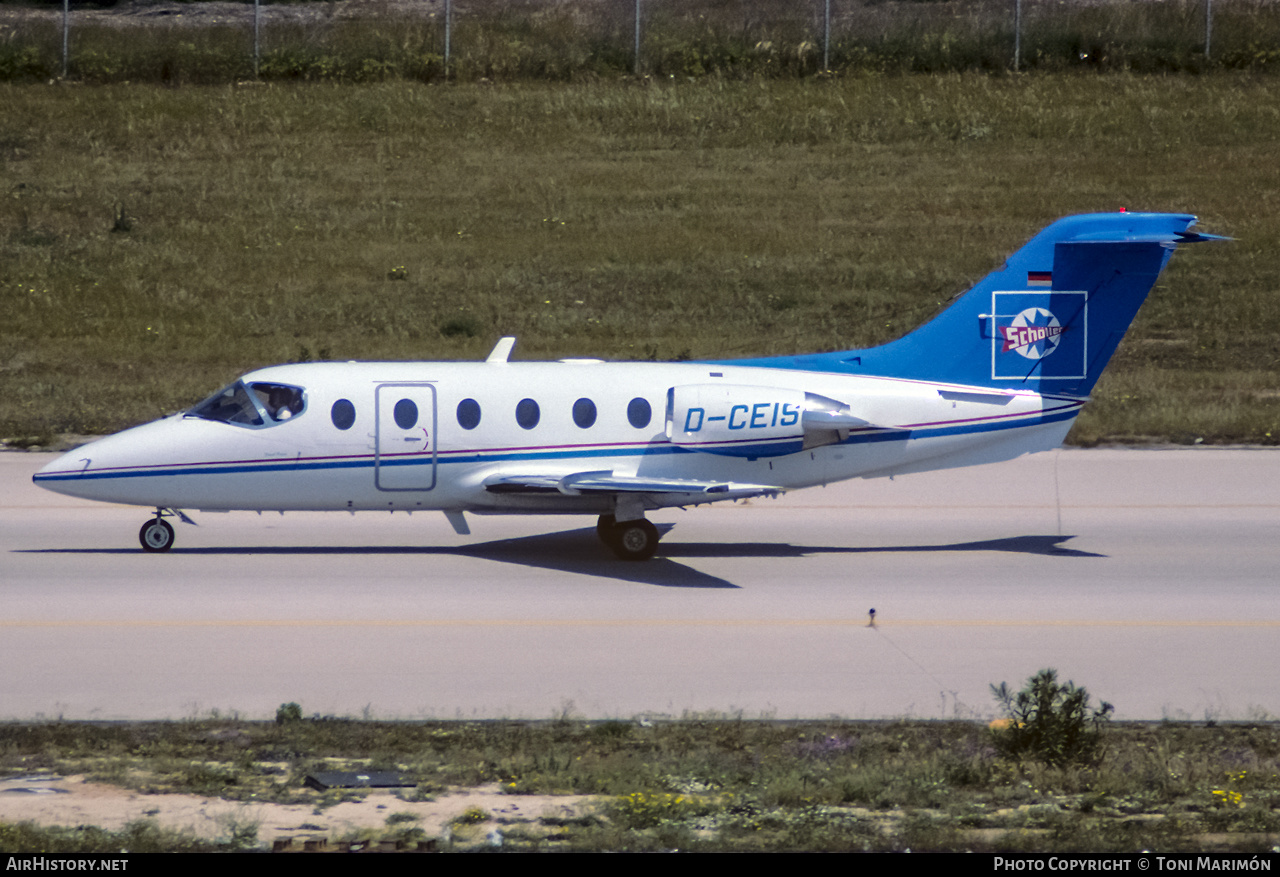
34,212 -> 1222,559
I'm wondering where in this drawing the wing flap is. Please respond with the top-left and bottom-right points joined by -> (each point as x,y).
483,470 -> 784,499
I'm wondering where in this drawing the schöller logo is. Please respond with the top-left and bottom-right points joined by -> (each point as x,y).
1000,308 -> 1066,360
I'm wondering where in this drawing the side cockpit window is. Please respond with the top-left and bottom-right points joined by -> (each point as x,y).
250,382 -> 305,422
187,380 -> 306,428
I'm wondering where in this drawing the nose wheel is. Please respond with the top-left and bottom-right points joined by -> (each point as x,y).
596,514 -> 659,561
139,517 -> 175,552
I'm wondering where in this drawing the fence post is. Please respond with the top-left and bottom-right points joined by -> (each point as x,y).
445,0 -> 452,78
61,0 -> 69,78
634,0 -> 642,76
1013,0 -> 1022,72
1205,0 -> 1213,59
253,0 -> 260,78
823,0 -> 831,71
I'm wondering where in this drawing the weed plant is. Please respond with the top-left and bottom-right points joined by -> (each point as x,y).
0,73 -> 1276,443
991,669 -> 1114,767
0,819 -> 230,853
2,718 -> 1279,851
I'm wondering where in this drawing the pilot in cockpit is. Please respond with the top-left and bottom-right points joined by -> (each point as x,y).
266,386 -> 303,421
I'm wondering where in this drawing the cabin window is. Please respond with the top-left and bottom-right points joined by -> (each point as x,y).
457,398 -> 481,430
393,398 -> 418,429
331,399 -> 356,430
187,380 -> 306,429
627,397 -> 652,429
516,398 -> 540,430
572,398 -> 596,429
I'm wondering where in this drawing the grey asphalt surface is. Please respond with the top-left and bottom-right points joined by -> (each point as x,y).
3,448 -> 1277,721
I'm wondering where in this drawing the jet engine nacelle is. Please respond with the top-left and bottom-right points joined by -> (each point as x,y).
665,384 -> 868,458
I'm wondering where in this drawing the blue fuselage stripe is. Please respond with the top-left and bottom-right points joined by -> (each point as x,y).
32,405 -> 1079,483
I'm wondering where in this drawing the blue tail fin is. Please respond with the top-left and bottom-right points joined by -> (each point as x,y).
729,213 -> 1223,396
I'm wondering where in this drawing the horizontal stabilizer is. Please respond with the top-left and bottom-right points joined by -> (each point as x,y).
1066,230 -> 1230,244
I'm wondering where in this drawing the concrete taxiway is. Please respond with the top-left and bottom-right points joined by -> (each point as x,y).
3,448 -> 1277,721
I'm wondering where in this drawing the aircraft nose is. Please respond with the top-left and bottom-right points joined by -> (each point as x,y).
30,415 -> 239,508
33,444 -> 99,498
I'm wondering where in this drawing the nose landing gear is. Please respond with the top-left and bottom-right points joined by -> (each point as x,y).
139,515 -> 175,552
138,508 -> 193,552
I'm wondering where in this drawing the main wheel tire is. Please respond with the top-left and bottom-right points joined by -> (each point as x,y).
596,514 -> 618,547
139,518 -> 175,552
610,519 -> 659,562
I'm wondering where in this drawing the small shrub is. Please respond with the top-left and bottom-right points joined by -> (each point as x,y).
608,791 -> 717,829
440,316 -> 481,338
990,669 -> 1113,767
216,812 -> 260,850
275,702 -> 303,725
179,763 -> 240,793
453,807 -> 489,825
589,720 -> 633,743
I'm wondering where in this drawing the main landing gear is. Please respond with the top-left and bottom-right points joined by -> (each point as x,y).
596,514 -> 660,561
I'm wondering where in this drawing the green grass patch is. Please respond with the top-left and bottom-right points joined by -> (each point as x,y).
0,73 -> 1276,443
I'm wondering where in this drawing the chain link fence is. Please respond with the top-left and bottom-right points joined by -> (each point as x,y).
1,0 -> 1275,83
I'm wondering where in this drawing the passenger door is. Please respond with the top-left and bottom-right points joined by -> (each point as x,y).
374,383 -> 437,491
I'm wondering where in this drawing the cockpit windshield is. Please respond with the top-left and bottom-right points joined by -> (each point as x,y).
187,381 -> 306,428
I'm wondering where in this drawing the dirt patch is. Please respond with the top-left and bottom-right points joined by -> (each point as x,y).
0,774 -> 596,848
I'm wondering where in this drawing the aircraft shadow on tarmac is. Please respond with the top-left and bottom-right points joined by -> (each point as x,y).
24,530 -> 1103,590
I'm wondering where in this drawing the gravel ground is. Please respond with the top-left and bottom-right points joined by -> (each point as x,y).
0,773 -> 594,849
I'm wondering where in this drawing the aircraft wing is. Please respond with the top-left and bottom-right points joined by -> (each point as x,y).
483,470 -> 784,500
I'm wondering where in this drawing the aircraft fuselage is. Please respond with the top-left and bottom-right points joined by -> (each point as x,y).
35,360 -> 1078,515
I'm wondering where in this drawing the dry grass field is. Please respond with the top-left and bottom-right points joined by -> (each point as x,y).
2,71 -> 1277,444
2,715 -> 1279,852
